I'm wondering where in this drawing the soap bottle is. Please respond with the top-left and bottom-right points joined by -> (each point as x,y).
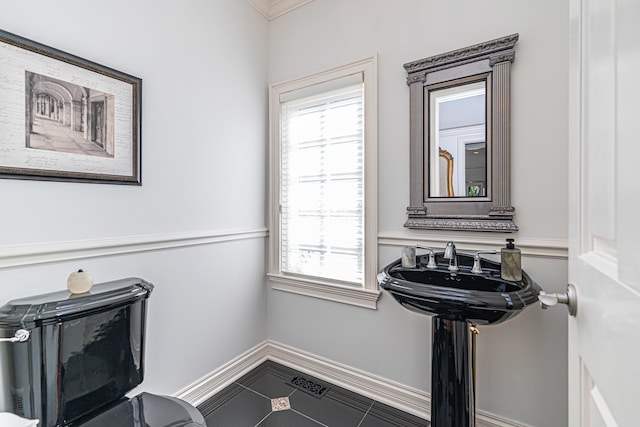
500,239 -> 522,281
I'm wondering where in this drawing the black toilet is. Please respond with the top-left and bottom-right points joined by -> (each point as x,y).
0,278 -> 207,427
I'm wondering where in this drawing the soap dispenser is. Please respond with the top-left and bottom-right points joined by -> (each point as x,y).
500,238 -> 522,281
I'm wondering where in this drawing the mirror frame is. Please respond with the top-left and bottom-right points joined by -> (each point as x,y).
404,34 -> 519,232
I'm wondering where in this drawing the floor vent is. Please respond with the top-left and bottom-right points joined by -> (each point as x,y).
288,376 -> 330,399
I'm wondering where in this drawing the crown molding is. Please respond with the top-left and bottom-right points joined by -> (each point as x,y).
247,0 -> 314,20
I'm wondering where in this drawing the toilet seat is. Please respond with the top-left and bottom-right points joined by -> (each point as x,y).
75,392 -> 206,427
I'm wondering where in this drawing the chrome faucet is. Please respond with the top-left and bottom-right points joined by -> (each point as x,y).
471,250 -> 497,274
443,241 -> 459,272
416,245 -> 437,269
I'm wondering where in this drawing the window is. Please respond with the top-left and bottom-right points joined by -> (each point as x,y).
268,57 -> 379,309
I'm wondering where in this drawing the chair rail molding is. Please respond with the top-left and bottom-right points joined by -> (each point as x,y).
0,227 -> 268,269
378,230 -> 568,259
246,0 -> 314,20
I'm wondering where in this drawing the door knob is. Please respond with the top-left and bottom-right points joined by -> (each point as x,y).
538,283 -> 577,317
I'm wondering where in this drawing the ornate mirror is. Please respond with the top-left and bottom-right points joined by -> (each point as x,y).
404,34 -> 519,232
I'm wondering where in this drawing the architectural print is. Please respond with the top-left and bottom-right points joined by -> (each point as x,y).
25,72 -> 115,158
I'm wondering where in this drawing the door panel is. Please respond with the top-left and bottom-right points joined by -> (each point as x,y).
583,364 -> 617,427
616,0 -> 640,292
569,0 -> 640,426
572,254 -> 638,426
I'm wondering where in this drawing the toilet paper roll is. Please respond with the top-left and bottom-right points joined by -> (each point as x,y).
67,269 -> 93,294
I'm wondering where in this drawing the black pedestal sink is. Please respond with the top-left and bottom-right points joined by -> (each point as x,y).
377,252 -> 540,427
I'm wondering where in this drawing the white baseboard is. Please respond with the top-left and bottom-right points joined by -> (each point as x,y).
175,342 -> 270,406
175,340 -> 531,427
267,341 -> 430,419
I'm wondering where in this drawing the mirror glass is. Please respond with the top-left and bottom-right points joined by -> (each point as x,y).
427,80 -> 487,198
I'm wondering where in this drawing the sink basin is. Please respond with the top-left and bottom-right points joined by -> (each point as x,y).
378,252 -> 541,325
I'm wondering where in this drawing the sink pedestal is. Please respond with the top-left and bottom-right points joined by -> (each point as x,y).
377,254 -> 542,426
432,317 -> 474,427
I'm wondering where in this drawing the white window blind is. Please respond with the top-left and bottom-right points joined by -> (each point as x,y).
280,78 -> 365,285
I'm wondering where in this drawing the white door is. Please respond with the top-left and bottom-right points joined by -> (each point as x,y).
568,0 -> 640,426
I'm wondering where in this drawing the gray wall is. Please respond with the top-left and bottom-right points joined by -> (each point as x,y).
0,0 -> 268,405
0,1 -> 570,425
267,1 -> 569,426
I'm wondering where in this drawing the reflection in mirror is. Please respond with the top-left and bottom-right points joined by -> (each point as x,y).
438,148 -> 454,197
404,33 -> 519,232
429,81 -> 487,198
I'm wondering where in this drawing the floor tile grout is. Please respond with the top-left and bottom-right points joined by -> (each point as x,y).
356,400 -> 376,427
236,381 -> 271,401
253,411 -> 272,427
291,408 -> 329,426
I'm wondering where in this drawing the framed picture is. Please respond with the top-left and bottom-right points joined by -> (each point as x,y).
0,29 -> 141,185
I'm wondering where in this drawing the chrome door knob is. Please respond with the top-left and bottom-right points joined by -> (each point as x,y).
539,283 -> 577,316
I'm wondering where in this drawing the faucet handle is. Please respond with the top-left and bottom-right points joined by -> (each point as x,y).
443,241 -> 456,259
416,245 -> 437,269
471,250 -> 497,274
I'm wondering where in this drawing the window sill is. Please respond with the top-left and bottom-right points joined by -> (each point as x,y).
267,273 -> 381,310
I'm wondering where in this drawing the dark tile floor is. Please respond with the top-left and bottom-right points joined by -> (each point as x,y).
197,361 -> 428,426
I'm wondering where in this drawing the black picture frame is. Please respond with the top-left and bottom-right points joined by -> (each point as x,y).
0,29 -> 142,185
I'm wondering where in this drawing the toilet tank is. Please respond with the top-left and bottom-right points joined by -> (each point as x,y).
0,278 -> 154,427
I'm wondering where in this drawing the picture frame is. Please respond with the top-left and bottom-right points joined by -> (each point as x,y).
0,29 -> 142,185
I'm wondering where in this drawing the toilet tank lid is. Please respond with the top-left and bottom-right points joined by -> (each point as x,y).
0,277 -> 154,328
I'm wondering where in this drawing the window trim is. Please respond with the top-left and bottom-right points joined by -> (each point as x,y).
268,56 -> 379,309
